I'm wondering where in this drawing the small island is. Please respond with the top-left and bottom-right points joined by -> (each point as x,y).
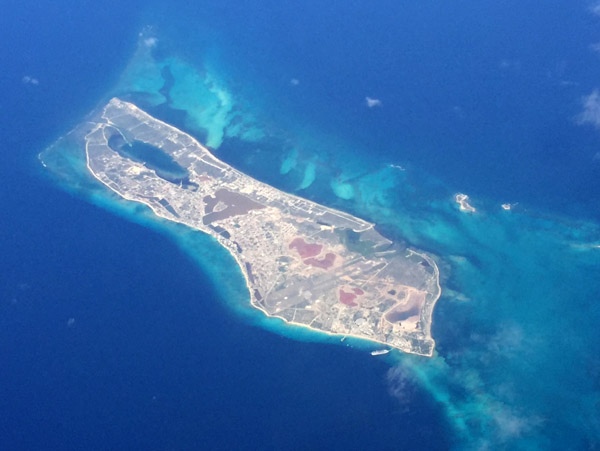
455,193 -> 476,213
81,98 -> 441,356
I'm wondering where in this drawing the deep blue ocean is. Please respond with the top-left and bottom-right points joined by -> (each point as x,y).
2,1 -> 600,450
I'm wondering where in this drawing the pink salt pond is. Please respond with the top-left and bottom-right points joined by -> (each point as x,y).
339,289 -> 358,307
289,237 -> 322,258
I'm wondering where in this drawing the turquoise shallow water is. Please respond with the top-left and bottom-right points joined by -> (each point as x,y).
40,33 -> 600,449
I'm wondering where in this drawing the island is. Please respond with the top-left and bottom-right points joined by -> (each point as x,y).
455,193 -> 476,213
82,98 -> 441,356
